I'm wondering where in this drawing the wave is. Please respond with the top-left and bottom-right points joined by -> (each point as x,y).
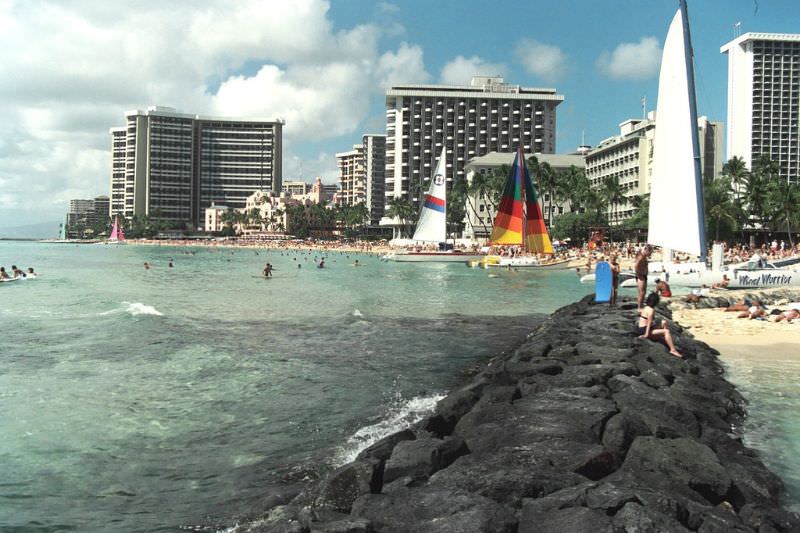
99,302 -> 164,317
352,309 -> 363,317
332,392 -> 447,466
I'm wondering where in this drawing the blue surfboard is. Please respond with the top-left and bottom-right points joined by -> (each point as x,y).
594,261 -> 612,303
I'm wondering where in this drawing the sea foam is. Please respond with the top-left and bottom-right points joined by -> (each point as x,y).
332,392 -> 446,466
100,302 -> 164,317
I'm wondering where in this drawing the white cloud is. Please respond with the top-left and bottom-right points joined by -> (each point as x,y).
439,55 -> 506,86
0,0 -> 428,225
597,37 -> 662,80
514,39 -> 567,83
377,42 -> 430,88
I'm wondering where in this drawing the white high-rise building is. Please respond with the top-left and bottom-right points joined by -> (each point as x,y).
586,113 -> 723,225
110,106 -> 283,228
721,33 -> 800,183
336,134 -> 386,225
383,76 -> 564,221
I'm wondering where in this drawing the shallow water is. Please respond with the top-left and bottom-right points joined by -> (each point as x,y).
0,242 -> 590,531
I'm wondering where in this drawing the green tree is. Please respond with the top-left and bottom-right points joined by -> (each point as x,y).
766,178 -> 800,248
600,175 -> 626,230
722,156 -> 749,238
703,176 -> 737,242
386,196 -> 415,237
447,180 -> 467,238
745,155 -> 780,230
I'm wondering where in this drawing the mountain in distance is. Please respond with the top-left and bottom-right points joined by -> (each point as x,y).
0,221 -> 62,239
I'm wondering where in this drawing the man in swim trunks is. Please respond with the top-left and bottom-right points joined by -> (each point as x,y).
610,253 -> 620,305
634,246 -> 651,310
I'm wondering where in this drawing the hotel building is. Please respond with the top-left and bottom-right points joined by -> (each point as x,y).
336,134 -> 386,225
110,106 -> 283,228
721,33 -> 800,182
585,114 -> 723,225
383,76 -> 564,222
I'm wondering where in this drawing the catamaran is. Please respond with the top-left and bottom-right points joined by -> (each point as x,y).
621,0 -> 799,289
107,216 -> 126,245
473,147 -> 565,268
384,148 -> 484,263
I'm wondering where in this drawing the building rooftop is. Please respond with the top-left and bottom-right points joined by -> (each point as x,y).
123,105 -> 284,124
465,151 -> 585,169
721,32 -> 800,53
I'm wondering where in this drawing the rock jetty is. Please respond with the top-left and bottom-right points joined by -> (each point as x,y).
240,295 -> 800,532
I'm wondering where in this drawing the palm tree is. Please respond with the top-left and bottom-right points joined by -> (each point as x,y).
601,175 -> 625,230
537,162 -> 558,228
467,170 -> 495,236
746,155 -> 780,231
766,178 -> 800,248
722,156 -> 749,239
703,176 -> 737,242
386,196 -> 415,237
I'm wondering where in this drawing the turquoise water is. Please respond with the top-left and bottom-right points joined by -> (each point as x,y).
0,242 -> 593,531
1,242 -> 798,530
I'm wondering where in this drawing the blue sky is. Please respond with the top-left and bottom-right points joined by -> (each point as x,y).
0,0 -> 798,229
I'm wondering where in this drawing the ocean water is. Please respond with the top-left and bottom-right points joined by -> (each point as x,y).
0,241 -> 590,532
1,242 -> 797,531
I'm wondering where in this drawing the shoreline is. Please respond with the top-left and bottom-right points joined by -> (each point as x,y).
234,295 -> 800,532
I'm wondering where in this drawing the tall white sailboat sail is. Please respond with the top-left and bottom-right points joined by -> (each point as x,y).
647,1 -> 707,261
411,147 -> 447,243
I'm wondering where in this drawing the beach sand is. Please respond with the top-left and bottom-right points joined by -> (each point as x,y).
673,307 -> 800,360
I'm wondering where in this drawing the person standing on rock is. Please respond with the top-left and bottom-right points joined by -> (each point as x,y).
635,245 -> 651,311
610,253 -> 620,306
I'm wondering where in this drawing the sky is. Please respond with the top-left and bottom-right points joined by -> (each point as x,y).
0,0 -> 798,229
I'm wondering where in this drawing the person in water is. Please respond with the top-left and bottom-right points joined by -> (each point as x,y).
318,259 -> 325,268
637,292 -> 682,358
0,266 -> 9,279
27,267 -> 36,277
263,263 -> 273,277
11,265 -> 25,278
144,262 -> 150,270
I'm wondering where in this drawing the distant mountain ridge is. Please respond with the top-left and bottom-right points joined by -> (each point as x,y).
0,221 -> 61,239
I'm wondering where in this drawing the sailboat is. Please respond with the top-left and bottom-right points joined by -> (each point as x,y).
621,0 -> 800,289
476,147 -> 566,268
107,216 -> 127,245
384,147 -> 484,263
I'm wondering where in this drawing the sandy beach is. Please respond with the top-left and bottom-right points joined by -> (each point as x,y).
673,306 -> 800,360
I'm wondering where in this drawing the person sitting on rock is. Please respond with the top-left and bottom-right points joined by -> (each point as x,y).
711,274 -> 730,289
636,292 -> 683,358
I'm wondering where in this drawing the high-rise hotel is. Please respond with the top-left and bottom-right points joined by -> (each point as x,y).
383,76 -> 564,214
110,106 -> 283,228
336,134 -> 386,225
721,33 -> 800,183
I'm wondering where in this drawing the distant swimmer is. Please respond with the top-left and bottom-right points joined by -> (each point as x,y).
0,266 -> 9,279
352,259 -> 361,267
318,259 -> 325,269
263,262 -> 273,277
168,261 -> 174,268
144,262 -> 150,270
11,265 -> 24,278
298,264 -> 301,269
27,267 -> 36,277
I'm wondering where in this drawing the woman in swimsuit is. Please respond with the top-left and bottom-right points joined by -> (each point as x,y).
637,292 -> 682,358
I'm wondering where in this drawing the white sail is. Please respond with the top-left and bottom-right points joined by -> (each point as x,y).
647,6 -> 706,259
411,147 -> 447,243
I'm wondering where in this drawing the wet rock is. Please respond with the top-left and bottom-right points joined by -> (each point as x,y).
382,436 -> 468,484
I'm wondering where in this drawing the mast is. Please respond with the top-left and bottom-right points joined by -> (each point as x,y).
679,0 -> 707,262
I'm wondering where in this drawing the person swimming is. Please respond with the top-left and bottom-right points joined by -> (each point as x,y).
318,259 -> 325,268
0,266 -> 9,279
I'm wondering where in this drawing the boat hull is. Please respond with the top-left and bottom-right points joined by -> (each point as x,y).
619,267 -> 800,289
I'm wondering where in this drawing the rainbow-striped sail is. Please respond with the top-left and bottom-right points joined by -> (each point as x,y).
489,147 -> 553,254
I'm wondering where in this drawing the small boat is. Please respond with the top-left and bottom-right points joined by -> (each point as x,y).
581,270 -> 637,284
473,146 -> 554,268
106,216 -> 126,245
385,148 -> 484,263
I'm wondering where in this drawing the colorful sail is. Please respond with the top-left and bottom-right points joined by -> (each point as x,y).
411,147 -> 447,243
489,149 -> 524,244
118,224 -> 125,242
109,217 -> 119,241
522,148 -> 553,254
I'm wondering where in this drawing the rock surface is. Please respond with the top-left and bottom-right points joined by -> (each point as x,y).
237,295 -> 800,533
